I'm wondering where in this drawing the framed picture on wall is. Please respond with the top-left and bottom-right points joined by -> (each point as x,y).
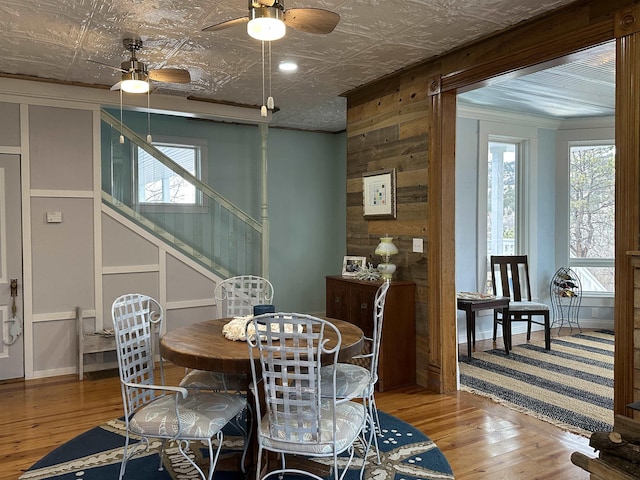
342,256 -> 367,276
362,168 -> 397,219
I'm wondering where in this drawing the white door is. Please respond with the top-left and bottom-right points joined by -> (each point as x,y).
0,154 -> 23,380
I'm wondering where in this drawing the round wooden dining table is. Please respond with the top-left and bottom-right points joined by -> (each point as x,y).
159,316 -> 365,476
160,316 -> 364,374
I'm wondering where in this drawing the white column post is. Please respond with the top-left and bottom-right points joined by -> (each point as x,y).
260,123 -> 269,278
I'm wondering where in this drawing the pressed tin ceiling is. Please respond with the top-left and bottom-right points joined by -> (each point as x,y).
0,0 -> 609,132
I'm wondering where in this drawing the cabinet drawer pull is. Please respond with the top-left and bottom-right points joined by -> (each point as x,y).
334,297 -> 341,304
361,303 -> 368,309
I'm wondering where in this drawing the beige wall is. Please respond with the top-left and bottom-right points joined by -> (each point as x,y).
0,99 -> 223,378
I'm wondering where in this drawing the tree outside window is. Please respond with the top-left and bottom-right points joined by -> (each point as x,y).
487,141 -> 517,258
485,140 -> 520,292
137,143 -> 200,205
569,144 -> 615,293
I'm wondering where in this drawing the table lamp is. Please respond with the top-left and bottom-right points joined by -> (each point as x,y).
375,236 -> 399,281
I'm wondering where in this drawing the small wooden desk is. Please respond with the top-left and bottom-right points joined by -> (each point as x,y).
457,296 -> 510,356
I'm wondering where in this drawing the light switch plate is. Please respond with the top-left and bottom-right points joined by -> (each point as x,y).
412,238 -> 423,253
46,211 -> 62,223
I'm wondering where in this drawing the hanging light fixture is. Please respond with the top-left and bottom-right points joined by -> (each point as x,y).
121,70 -> 149,93
247,5 -> 286,41
119,45 -> 150,94
120,44 -> 149,93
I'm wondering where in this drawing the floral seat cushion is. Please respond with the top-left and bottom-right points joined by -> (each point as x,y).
129,391 -> 246,438
258,400 -> 365,455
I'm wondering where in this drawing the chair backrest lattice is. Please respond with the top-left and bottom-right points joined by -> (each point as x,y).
490,255 -> 534,302
111,293 -> 164,414
215,275 -> 274,317
247,313 -> 340,445
368,281 -> 390,383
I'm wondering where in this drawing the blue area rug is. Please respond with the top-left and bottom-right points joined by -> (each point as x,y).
19,411 -> 454,480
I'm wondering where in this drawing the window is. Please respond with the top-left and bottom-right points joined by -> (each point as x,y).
484,139 -> 527,291
487,141 -> 518,258
472,120 -> 537,294
136,142 -> 202,205
568,143 -> 615,293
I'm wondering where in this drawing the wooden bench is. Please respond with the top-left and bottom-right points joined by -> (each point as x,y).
77,306 -> 116,380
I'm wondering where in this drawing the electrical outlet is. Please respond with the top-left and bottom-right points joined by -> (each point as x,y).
412,238 -> 423,253
592,307 -> 599,318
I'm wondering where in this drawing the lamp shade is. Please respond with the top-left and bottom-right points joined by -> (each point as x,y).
374,236 -> 399,260
375,236 -> 398,281
247,7 -> 286,41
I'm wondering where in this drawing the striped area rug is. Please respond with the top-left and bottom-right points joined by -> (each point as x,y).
459,329 -> 614,437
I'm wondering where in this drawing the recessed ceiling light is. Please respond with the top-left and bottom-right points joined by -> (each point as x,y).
279,61 -> 298,72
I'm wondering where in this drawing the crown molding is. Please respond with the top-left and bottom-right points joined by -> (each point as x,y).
457,102 -> 561,129
0,77 -> 269,125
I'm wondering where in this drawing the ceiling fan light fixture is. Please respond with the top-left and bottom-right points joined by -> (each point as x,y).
248,7 -> 285,41
121,71 -> 149,93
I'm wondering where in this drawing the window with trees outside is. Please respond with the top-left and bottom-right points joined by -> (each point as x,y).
136,142 -> 202,205
568,143 -> 615,294
476,122 -> 535,295
487,140 -> 519,260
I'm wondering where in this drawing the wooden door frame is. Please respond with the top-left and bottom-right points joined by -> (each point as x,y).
613,6 -> 640,416
427,1 -> 637,411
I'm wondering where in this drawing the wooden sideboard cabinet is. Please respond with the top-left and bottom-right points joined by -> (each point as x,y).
325,275 -> 416,391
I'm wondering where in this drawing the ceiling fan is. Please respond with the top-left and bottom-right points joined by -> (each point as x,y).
89,38 -> 191,93
203,0 -> 340,41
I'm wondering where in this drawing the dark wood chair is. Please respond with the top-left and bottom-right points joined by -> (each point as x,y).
490,255 -> 551,351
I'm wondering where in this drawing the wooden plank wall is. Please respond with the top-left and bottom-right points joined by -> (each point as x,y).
345,0 -> 640,397
346,67 -> 435,390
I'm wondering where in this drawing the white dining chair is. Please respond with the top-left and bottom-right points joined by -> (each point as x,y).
111,293 -> 247,480
180,274 -> 275,392
320,280 -> 390,464
246,312 -> 369,480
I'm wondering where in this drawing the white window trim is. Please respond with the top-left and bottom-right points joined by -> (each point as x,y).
477,120 -> 539,293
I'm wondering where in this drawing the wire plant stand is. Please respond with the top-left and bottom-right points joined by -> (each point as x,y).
550,267 -> 582,334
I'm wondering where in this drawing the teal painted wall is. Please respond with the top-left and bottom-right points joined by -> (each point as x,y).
267,128 -> 347,313
105,109 -> 346,313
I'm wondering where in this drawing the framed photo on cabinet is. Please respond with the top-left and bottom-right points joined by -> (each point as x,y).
342,256 -> 366,276
362,168 -> 396,219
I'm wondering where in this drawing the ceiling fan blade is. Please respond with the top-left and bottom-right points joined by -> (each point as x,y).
283,8 -> 339,34
202,16 -> 249,32
87,59 -> 126,73
148,68 -> 191,83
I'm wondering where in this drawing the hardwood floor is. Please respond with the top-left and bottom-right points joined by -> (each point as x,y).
1,330 -> 594,480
